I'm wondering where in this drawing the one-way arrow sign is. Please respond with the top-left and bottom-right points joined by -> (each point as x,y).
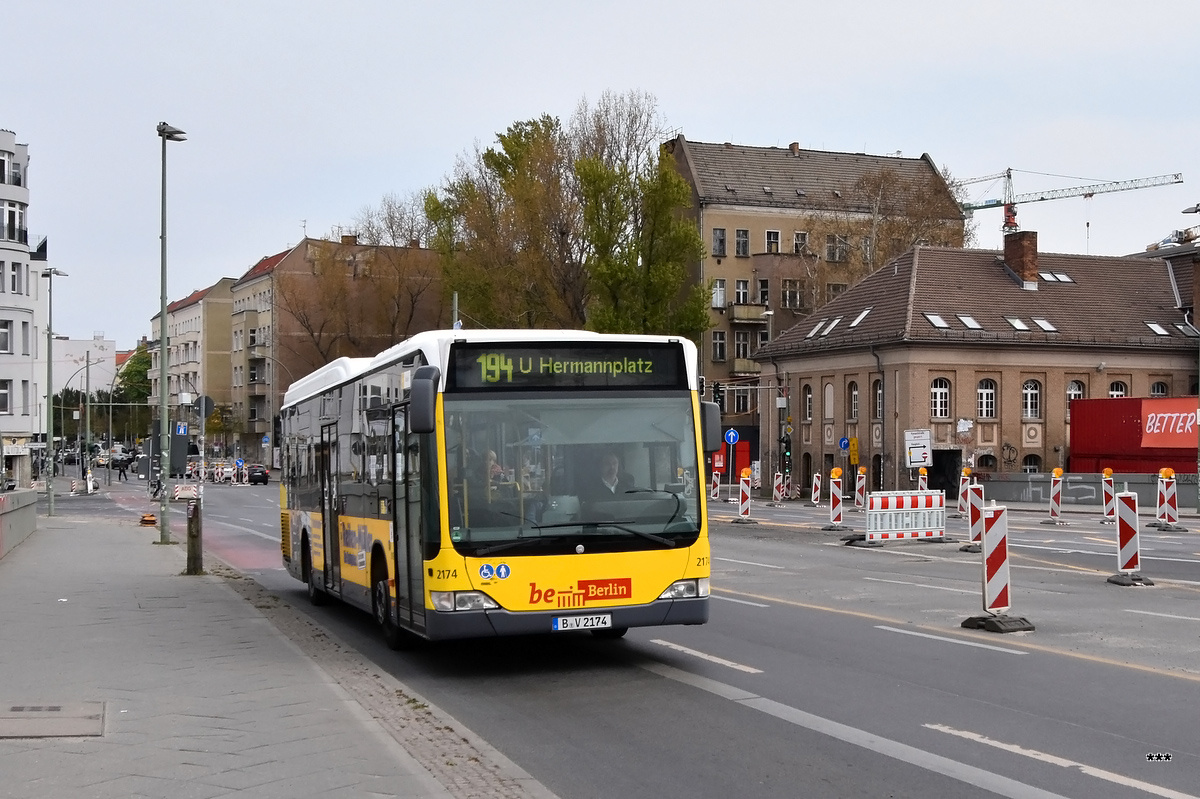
904,429 -> 933,468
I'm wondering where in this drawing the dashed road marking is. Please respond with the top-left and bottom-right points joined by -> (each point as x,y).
649,639 -> 763,673
863,577 -> 975,594
874,625 -> 1027,655
1124,609 -> 1200,622
714,556 -> 785,569
712,595 -> 769,608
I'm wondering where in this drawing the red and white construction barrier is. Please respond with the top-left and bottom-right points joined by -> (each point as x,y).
967,482 -> 984,546
1100,474 -> 1116,525
962,502 -> 1035,632
770,472 -> 784,505
854,471 -> 867,511
710,471 -> 719,501
1109,492 -> 1153,586
783,473 -> 792,501
861,491 -> 945,543
736,476 -> 752,521
1041,475 -> 1066,525
917,469 -> 928,491
823,476 -> 850,530
1152,475 -> 1185,531
955,472 -> 970,517
172,483 -> 199,501
809,473 -> 821,506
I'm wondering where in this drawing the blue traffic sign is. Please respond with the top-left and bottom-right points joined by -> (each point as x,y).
235,458 -> 245,468
725,429 -> 739,446
175,422 -> 188,436
262,435 -> 270,445
839,437 -> 850,450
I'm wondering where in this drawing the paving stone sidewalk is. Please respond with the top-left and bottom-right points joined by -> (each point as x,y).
0,510 -> 556,799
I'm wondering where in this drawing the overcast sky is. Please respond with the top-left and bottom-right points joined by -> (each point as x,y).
9,1 -> 1198,350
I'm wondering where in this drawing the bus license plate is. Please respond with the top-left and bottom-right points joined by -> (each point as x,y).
553,614 -> 612,631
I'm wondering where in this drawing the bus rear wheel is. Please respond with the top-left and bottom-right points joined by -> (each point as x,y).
304,544 -> 327,607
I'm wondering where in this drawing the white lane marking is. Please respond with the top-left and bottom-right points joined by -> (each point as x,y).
925,723 -> 1197,799
1125,609 -> 1200,622
863,577 -> 975,594
714,556 -> 785,569
209,520 -> 279,542
640,662 -> 1069,799
649,639 -> 763,673
712,595 -> 769,608
874,626 -> 1027,655
1012,543 -> 1200,565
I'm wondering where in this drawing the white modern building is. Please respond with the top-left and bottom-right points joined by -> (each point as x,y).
0,128 -> 43,486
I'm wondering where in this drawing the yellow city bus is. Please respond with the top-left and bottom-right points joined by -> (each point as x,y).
279,329 -> 721,647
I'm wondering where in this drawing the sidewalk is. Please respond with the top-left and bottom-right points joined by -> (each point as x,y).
0,500 -> 548,798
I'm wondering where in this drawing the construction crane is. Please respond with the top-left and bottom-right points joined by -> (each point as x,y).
960,168 -> 1184,232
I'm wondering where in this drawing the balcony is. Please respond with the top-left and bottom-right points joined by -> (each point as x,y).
246,380 -> 270,396
2,225 -> 28,244
248,346 -> 267,361
730,358 -> 761,376
730,303 -> 770,324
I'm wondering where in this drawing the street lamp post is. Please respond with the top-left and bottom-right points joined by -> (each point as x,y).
40,268 -> 67,515
1185,203 -> 1199,513
157,121 -> 186,545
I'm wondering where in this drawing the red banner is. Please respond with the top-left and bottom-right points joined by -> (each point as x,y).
1141,398 -> 1200,448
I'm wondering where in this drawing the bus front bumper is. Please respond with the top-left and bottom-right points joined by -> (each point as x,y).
424,596 -> 709,640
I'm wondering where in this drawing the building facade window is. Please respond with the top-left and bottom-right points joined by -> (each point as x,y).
1022,454 -> 1042,474
782,279 -> 801,309
825,235 -> 849,262
712,228 -> 726,258
1108,381 -> 1127,398
711,278 -> 726,308
872,379 -> 883,420
847,381 -> 859,420
757,330 -> 769,351
734,330 -> 750,359
735,229 -> 750,257
0,380 -> 10,414
1150,381 -> 1168,398
733,387 -> 750,414
803,384 -> 813,421
823,382 -> 834,420
861,235 -> 874,264
735,280 -> 749,304
1066,380 -> 1085,403
0,320 -> 10,353
930,377 -> 950,419
793,231 -> 809,254
977,454 -> 997,470
826,283 -> 847,303
977,379 -> 997,418
758,279 -> 769,304
1022,379 -> 1042,419
711,331 -> 726,362
766,231 -> 780,253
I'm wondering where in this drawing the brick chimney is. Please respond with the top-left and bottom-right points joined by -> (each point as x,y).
340,234 -> 358,246
1004,231 -> 1039,284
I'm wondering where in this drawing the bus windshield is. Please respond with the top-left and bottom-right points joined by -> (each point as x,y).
443,393 -> 702,556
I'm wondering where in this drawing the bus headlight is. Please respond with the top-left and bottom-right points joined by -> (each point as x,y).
431,591 -> 499,612
659,579 -> 708,600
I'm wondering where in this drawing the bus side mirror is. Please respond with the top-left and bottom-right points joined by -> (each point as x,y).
701,401 -> 722,453
410,366 -> 440,434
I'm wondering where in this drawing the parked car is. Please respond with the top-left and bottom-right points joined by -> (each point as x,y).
247,464 -> 269,485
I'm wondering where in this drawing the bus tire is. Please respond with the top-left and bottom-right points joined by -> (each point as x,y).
372,567 -> 409,650
592,626 -> 628,640
304,539 -> 327,606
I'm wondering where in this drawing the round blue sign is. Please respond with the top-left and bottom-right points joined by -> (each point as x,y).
496,563 -> 511,580
235,458 -> 245,468
839,437 -> 849,450
725,429 -> 739,445
478,564 -> 495,580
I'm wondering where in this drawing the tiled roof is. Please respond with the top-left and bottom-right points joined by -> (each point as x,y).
166,286 -> 212,314
232,247 -> 293,288
670,136 -> 961,217
759,243 -> 1193,358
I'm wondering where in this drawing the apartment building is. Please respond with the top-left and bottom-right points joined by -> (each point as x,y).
756,231 -> 1196,495
666,135 -> 965,473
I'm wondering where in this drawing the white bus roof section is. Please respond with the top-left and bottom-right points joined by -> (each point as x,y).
281,356 -> 373,408
367,329 -> 699,389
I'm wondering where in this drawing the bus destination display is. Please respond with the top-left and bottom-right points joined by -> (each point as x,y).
449,343 -> 686,390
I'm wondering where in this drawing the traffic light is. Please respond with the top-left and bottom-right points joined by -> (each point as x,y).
779,434 -> 791,458
712,382 -> 725,412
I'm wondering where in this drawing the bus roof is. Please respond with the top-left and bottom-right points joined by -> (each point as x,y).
282,329 -> 698,409
281,356 -> 373,408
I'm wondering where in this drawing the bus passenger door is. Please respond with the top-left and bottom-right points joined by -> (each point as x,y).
405,420 -> 426,630
320,423 -> 341,593
391,405 -> 414,627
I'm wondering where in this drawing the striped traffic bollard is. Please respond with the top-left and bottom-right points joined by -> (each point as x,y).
1100,473 -> 1116,525
1152,473 -> 1187,532
854,470 -> 867,512
917,467 -> 928,491
70,479 -> 78,495
960,482 -> 985,552
1109,492 -> 1154,586
809,472 -> 822,506
770,472 -> 784,506
1040,473 -> 1067,525
954,470 -> 970,518
823,476 -> 851,531
709,471 -> 720,501
732,476 -> 757,524
783,473 -> 792,501
961,504 -> 1034,632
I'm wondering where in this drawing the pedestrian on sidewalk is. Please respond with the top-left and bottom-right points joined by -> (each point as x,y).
118,460 -> 129,481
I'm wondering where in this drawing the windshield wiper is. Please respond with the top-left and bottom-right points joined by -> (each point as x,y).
582,521 -> 676,548
474,534 -> 572,557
